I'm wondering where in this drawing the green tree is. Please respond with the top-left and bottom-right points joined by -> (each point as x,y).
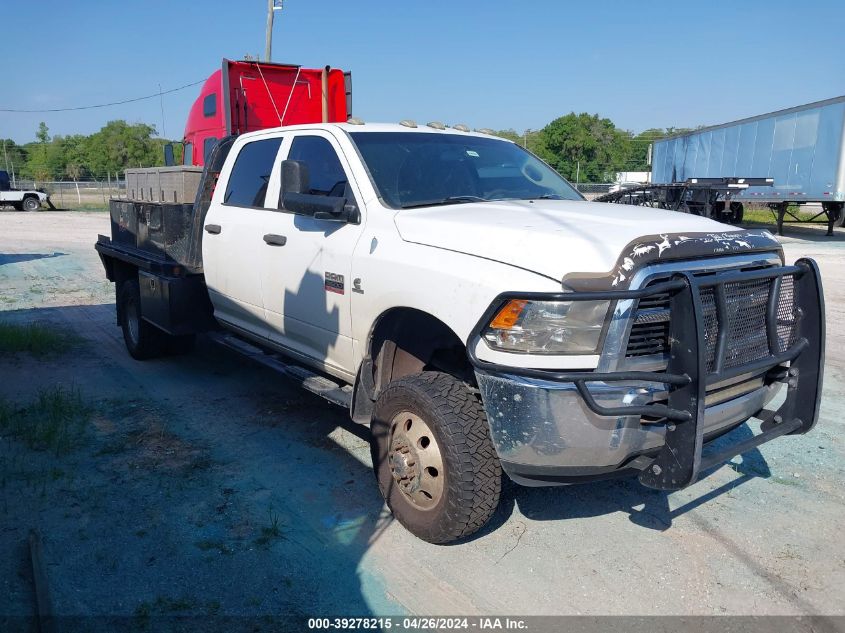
36,122 -> 50,144
1,139 -> 26,179
84,120 -> 163,175
540,113 -> 630,183
27,122 -> 52,181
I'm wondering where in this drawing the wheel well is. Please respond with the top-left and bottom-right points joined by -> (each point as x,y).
353,308 -> 471,418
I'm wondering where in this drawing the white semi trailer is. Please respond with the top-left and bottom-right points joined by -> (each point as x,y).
650,95 -> 845,233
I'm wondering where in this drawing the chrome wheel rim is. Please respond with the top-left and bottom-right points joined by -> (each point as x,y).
388,411 -> 444,510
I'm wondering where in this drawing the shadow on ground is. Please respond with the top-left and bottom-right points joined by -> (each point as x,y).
0,252 -> 66,266
474,424 -> 772,538
0,303 -> 396,623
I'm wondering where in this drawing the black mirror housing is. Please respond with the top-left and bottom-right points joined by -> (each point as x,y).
281,160 -> 310,195
283,192 -> 349,222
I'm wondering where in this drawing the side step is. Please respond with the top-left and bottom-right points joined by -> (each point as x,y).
208,332 -> 353,408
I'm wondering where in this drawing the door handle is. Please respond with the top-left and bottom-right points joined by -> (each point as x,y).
263,234 -> 287,246
204,224 -> 222,235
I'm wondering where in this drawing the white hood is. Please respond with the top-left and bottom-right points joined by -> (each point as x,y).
393,199 -> 749,281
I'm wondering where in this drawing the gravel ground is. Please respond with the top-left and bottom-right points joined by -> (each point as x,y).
0,211 -> 843,620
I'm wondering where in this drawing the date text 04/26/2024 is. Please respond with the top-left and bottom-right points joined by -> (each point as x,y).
307,617 -> 528,630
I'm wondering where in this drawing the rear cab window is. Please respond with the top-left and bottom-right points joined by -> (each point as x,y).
224,137 -> 283,208
203,93 -> 216,117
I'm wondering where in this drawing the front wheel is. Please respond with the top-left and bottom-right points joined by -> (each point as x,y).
370,371 -> 502,544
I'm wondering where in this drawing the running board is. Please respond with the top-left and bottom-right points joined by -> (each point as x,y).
208,332 -> 353,408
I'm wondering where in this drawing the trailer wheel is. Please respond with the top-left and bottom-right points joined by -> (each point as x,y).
370,371 -> 502,544
826,202 -> 845,228
119,279 -> 167,360
22,196 -> 40,211
729,202 -> 744,224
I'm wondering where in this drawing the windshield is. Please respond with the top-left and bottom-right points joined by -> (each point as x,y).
349,132 -> 583,209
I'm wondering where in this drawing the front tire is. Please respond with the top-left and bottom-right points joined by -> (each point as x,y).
22,197 -> 40,211
118,279 -> 167,360
370,371 -> 501,544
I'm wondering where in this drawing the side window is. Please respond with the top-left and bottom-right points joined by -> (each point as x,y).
203,93 -> 216,117
287,136 -> 348,197
203,137 -> 218,164
224,137 -> 283,208
183,143 -> 193,166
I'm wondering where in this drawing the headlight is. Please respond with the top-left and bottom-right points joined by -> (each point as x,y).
482,299 -> 610,354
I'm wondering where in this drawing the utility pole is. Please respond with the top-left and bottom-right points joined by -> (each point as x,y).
265,0 -> 284,62
158,83 -> 166,138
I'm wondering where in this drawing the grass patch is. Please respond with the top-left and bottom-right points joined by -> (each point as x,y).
0,386 -> 90,455
742,204 -> 827,225
254,509 -> 287,548
0,322 -> 78,356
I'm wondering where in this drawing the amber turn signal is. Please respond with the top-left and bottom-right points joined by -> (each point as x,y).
489,299 -> 528,330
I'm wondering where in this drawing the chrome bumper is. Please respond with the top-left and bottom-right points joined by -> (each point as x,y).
476,369 -> 781,485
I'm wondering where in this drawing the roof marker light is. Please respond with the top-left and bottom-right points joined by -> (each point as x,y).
400,119 -> 417,128
475,128 -> 495,135
426,121 -> 446,130
347,117 -> 365,125
453,124 -> 470,132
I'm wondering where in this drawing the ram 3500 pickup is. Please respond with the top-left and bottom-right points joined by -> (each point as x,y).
95,123 -> 825,543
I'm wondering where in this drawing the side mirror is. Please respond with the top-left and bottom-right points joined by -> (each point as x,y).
164,143 -> 175,167
283,192 -> 351,222
281,159 -> 309,196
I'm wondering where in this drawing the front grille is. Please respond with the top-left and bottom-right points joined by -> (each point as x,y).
625,272 -> 800,373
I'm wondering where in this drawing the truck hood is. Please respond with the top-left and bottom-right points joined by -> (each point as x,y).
393,199 -> 781,284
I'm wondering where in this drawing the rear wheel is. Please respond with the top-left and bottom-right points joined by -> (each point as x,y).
22,196 -> 40,211
118,279 -> 167,360
370,371 -> 502,544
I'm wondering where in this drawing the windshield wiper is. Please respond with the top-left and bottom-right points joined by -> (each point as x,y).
529,194 -> 566,200
401,195 -> 490,209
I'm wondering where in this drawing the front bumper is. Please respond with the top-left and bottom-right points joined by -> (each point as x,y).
469,259 -> 825,490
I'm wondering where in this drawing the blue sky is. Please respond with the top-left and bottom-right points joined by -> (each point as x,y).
1,0 -> 843,144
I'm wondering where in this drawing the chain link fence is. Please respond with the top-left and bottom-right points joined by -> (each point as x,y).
574,183 -> 614,200
11,178 -> 126,210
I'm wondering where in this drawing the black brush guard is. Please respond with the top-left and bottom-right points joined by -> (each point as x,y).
469,258 -> 825,491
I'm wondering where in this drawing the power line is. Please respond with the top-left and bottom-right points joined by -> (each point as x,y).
0,79 -> 206,113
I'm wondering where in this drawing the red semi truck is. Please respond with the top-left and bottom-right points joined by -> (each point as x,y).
181,59 -> 352,166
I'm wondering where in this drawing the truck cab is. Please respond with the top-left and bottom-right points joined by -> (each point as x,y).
96,123 -> 825,543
